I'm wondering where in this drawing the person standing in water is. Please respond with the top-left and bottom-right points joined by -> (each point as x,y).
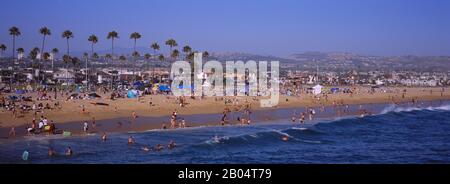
83,121 -> 89,133
300,112 -> 305,124
92,117 -> 96,129
181,118 -> 186,128
101,133 -> 107,142
48,147 -> 56,157
66,146 -> 73,156
9,126 -> 16,137
132,111 -> 138,119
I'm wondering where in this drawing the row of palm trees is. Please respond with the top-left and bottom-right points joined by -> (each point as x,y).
1,26 -> 211,85
2,26 -> 209,64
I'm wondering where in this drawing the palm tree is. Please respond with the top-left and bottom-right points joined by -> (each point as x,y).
107,31 -> 119,60
171,49 -> 180,61
30,47 -> 40,59
88,35 -> 98,59
186,51 -> 195,62
182,45 -> 192,60
203,51 -> 209,59
9,26 -> 21,64
39,27 -> 51,58
29,48 -> 40,71
83,52 -> 89,60
71,57 -> 80,70
105,54 -> 112,63
83,52 -> 89,88
0,44 -> 6,58
92,53 -> 99,60
62,30 -> 74,55
51,48 -> 59,57
17,48 -> 24,68
130,32 -> 142,54
63,54 -> 71,78
151,42 -> 160,56
165,39 -> 177,61
119,55 -> 126,62
158,54 -> 165,62
17,48 -> 25,57
51,48 -> 59,72
158,54 -> 165,82
43,52 -> 51,60
131,51 -> 141,80
144,53 -> 151,71
132,51 -> 140,58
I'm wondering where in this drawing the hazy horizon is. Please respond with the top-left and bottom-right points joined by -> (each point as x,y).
1,0 -> 450,57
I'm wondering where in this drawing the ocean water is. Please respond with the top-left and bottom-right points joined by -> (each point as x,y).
1,104 -> 450,164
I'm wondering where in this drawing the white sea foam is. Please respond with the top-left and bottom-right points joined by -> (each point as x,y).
380,104 -> 450,114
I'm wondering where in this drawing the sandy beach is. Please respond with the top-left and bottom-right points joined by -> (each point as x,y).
1,86 -> 450,139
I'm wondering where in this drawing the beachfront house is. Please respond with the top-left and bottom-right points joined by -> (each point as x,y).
53,69 -> 75,84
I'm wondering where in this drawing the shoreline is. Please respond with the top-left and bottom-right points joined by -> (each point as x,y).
1,97 -> 449,141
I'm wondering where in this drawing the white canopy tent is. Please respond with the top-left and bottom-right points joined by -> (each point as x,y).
312,84 -> 323,95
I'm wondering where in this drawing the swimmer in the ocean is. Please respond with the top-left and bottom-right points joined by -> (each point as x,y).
128,136 -> 135,144
48,147 -> 56,157
66,146 -> 73,156
141,146 -> 150,152
101,133 -> 107,142
168,140 -> 176,149
155,144 -> 164,151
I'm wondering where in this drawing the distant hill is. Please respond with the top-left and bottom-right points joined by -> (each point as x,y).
67,49 -> 450,72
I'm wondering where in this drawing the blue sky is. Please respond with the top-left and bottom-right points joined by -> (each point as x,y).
0,0 -> 449,56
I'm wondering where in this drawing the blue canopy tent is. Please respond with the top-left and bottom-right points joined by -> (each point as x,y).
158,85 -> 171,92
15,89 -> 26,95
330,88 -> 340,94
133,81 -> 144,90
127,90 -> 138,98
